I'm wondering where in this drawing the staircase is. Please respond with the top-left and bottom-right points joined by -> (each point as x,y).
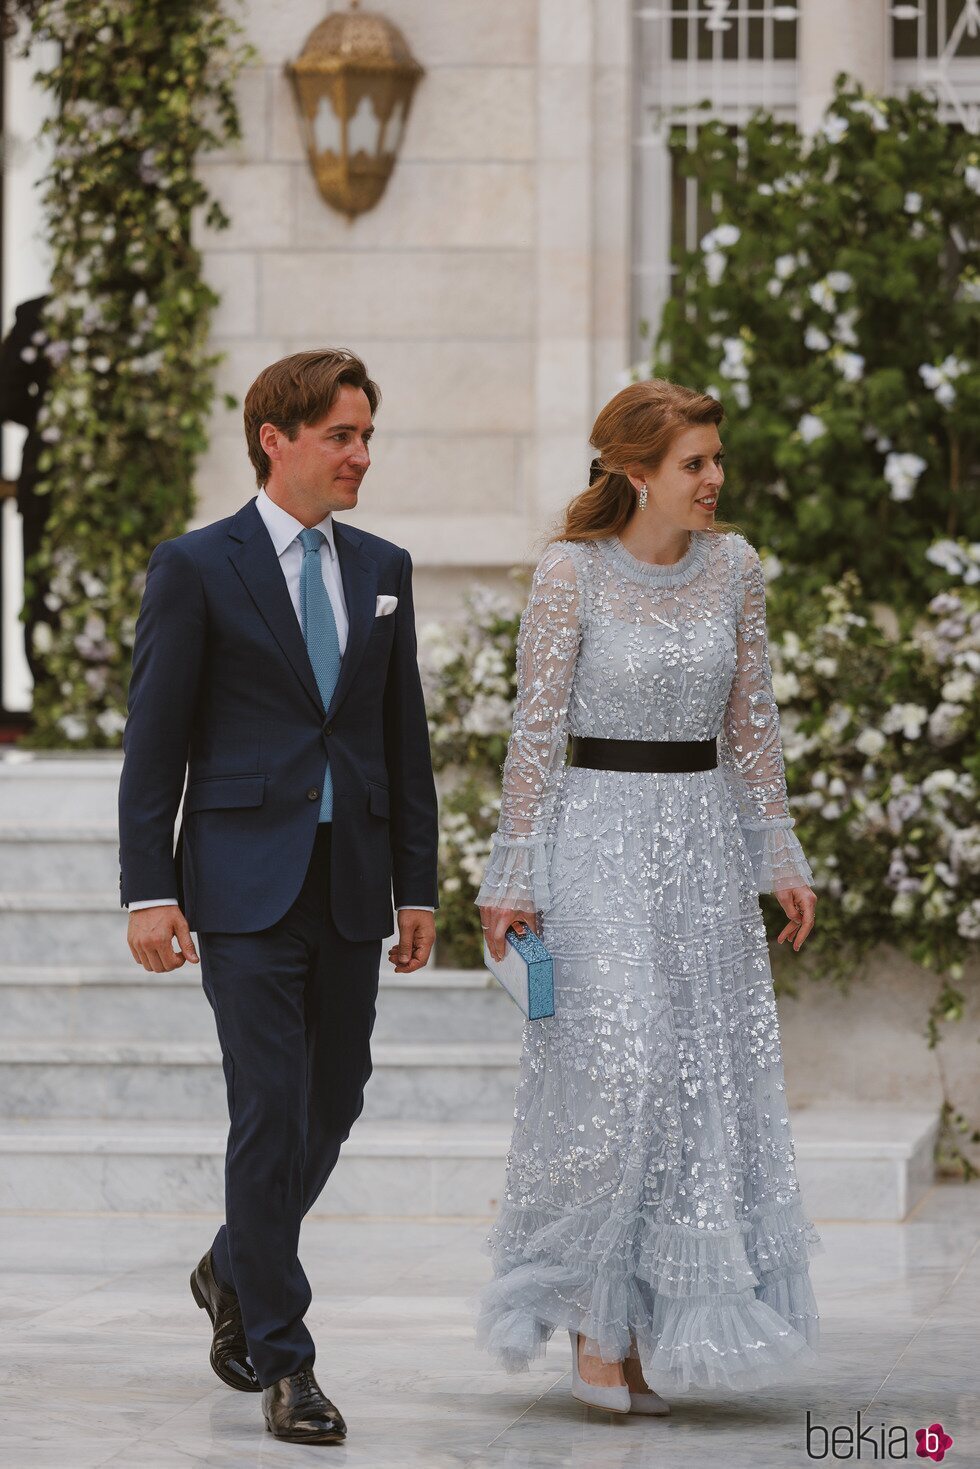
0,753 -> 939,1220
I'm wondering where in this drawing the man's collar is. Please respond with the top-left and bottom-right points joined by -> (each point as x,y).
256,486 -> 336,558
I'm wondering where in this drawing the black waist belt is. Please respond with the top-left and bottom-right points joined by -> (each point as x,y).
569,736 -> 718,773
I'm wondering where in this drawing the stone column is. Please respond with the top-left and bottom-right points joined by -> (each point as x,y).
798,0 -> 890,134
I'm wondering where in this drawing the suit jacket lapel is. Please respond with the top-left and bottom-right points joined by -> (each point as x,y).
328,520 -> 378,721
226,499 -> 379,723
227,499 -> 325,716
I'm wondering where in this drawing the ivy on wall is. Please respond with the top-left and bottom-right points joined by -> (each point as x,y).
24,0 -> 250,745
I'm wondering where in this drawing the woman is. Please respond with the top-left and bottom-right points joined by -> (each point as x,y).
475,380 -> 823,1413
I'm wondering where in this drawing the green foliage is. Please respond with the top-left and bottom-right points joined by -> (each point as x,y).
652,77 -> 980,608
24,0 -> 250,745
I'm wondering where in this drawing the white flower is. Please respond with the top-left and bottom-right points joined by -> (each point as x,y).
925,538 -> 980,584
701,223 -> 740,251
922,768 -> 957,796
32,623 -> 53,654
92,356 -> 111,374
766,279 -> 784,298
826,270 -> 853,293
832,309 -> 859,347
813,656 -> 838,677
704,250 -> 726,286
904,191 -> 922,214
731,381 -> 751,408
851,98 -> 889,132
941,672 -> 974,703
760,551 -> 783,582
774,253 -> 797,280
834,350 -> 865,382
949,827 -> 980,874
958,899 -> 980,941
719,337 -> 750,381
891,891 -> 916,919
57,714 -> 88,742
883,451 -> 928,502
964,164 -> 980,195
805,326 -> 830,351
808,279 -> 836,311
881,702 -> 928,738
95,709 -> 127,738
919,355 -> 969,409
797,413 -> 827,444
841,889 -> 865,915
462,694 -> 512,738
772,671 -> 800,701
928,702 -> 967,746
855,728 -> 886,758
923,889 -> 952,921
757,182 -> 774,196
821,115 -> 850,145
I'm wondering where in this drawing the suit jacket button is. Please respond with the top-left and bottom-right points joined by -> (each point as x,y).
307,788 -> 320,801
323,722 -> 333,736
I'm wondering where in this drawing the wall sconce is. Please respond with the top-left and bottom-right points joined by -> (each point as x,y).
287,1 -> 425,221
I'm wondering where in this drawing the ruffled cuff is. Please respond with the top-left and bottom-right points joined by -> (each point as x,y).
740,820 -> 814,894
474,834 -> 552,913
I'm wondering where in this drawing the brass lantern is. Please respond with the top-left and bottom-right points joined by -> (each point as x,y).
287,1 -> 425,221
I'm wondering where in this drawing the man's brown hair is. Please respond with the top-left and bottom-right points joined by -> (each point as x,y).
243,349 -> 381,487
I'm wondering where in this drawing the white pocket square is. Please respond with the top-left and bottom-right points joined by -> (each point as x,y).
375,595 -> 398,617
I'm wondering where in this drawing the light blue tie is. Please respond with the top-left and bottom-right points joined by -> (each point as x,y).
298,528 -> 341,822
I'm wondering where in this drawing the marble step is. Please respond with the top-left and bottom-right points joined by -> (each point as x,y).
0,965 -> 524,1044
0,1037 -> 522,1123
0,892 -> 127,964
0,754 -> 122,821
0,823 -> 120,890
0,1106 -> 940,1221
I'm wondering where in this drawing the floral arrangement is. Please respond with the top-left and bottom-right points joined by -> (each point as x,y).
23,0 -> 250,746
645,77 -> 980,607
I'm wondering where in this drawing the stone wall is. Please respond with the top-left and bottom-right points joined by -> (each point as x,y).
193,0 -> 632,620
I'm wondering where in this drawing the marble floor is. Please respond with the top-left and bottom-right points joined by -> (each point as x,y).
1,1182 -> 977,1468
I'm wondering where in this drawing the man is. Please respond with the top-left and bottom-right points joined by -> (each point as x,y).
118,349 -> 439,1446
0,294 -> 53,692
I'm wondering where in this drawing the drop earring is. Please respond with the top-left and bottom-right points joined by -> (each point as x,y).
638,482 -> 648,511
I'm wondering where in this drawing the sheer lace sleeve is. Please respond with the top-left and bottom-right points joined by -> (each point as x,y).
475,542 -> 583,914
718,539 -> 814,894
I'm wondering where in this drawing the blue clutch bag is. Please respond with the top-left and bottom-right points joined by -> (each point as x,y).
483,922 -> 555,1021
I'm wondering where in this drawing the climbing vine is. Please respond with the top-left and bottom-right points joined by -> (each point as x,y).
24,0 -> 250,744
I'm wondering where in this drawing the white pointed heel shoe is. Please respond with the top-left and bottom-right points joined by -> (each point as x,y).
568,1330 -> 631,1414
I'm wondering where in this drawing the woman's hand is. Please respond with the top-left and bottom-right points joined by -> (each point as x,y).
774,885 -> 817,951
479,905 -> 540,962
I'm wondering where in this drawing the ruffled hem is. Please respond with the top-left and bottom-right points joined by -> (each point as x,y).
474,833 -> 552,912
740,821 -> 814,894
476,1195 -> 824,1393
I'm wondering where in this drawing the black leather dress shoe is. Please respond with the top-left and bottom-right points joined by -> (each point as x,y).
189,1249 -> 261,1393
262,1367 -> 347,1445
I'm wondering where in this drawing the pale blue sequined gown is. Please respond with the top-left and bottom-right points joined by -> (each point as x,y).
474,529 -> 824,1393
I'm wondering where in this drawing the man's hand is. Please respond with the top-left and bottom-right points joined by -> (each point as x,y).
128,904 -> 200,973
387,909 -> 436,974
774,885 -> 817,952
479,905 -> 540,963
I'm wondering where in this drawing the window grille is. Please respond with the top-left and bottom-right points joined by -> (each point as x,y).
632,2 -> 800,360
890,1 -> 980,132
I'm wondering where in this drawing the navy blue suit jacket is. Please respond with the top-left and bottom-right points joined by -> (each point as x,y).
118,497 -> 439,939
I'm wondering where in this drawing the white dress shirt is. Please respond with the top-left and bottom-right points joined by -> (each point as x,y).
129,487 -> 433,915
